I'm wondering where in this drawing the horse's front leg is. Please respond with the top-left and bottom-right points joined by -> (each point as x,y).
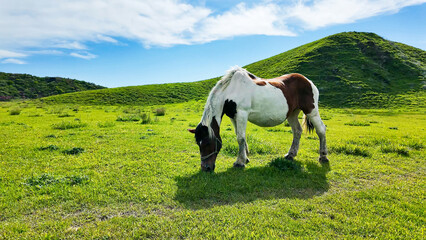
230,118 -> 250,158
233,111 -> 249,168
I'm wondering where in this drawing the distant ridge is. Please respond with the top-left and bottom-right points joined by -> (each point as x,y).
0,72 -> 105,101
42,32 -> 425,108
42,78 -> 218,106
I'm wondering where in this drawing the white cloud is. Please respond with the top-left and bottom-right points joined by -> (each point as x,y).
2,58 -> 26,64
192,2 -> 295,43
0,0 -> 424,58
53,41 -> 87,50
288,0 -> 426,30
70,52 -> 97,60
0,0 -> 212,49
0,49 -> 27,59
95,35 -> 118,44
25,50 -> 63,55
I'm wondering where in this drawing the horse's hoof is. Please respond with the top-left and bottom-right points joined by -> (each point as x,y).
233,162 -> 245,168
319,156 -> 329,163
245,158 -> 250,164
284,154 -> 294,161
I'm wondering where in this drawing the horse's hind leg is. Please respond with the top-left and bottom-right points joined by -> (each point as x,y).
285,110 -> 302,160
307,110 -> 329,163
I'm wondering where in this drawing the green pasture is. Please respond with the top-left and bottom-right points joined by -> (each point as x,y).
0,101 -> 424,239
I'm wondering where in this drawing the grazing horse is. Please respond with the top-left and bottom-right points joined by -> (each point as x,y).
188,66 -> 328,172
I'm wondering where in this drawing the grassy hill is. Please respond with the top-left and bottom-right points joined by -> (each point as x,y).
41,32 -> 425,108
245,32 -> 425,107
0,72 -> 105,101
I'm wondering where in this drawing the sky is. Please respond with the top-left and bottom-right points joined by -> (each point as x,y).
0,0 -> 425,88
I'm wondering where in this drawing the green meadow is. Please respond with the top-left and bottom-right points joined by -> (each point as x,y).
0,32 -> 425,239
0,101 -> 424,239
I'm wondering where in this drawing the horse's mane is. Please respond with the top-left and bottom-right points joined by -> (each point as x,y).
200,66 -> 245,130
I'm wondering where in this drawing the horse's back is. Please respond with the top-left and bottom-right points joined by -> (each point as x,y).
266,73 -> 316,115
225,70 -> 318,127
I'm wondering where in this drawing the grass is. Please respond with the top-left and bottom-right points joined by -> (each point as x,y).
97,121 -> 115,128
58,112 -> 74,118
62,147 -> 85,155
154,108 -> 166,116
39,145 -> 60,151
116,114 -> 141,122
24,173 -> 89,188
140,113 -> 153,124
0,101 -> 424,239
9,107 -> 22,115
344,120 -> 371,126
330,144 -> 371,157
381,144 -> 410,156
269,157 -> 303,171
51,120 -> 87,130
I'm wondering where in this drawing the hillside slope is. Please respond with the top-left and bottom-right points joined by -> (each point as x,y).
0,72 -> 105,101
41,78 -> 218,105
246,32 -> 425,107
42,32 -> 425,108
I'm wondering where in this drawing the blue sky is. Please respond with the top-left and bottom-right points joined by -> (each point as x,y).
0,0 -> 425,88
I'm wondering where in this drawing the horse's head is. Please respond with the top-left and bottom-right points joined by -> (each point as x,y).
188,121 -> 222,172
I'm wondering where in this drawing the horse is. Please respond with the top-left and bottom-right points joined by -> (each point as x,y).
188,66 -> 328,172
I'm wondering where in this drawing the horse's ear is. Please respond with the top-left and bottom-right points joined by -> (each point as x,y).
188,129 -> 196,134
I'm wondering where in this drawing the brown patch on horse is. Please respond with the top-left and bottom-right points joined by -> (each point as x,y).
253,79 -> 267,86
266,73 -> 315,117
247,72 -> 267,86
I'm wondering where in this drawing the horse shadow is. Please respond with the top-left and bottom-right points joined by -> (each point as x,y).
174,160 -> 330,209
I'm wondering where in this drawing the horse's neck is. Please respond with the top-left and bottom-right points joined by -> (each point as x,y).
201,94 -> 224,128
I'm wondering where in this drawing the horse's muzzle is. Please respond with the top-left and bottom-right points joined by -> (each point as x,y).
201,162 -> 215,172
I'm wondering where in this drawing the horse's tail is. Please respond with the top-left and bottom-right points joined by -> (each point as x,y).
302,114 -> 314,133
